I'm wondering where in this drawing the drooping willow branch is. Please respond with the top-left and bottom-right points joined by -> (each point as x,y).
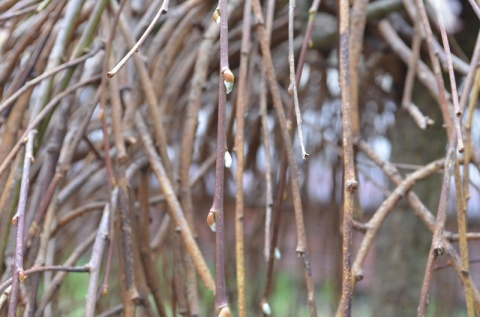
251,0 -> 317,315
209,0 -> 231,315
233,0 -> 250,316
7,131 -> 35,317
135,112 -> 215,292
338,0 -> 358,316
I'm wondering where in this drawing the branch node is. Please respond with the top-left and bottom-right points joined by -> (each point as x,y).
346,179 -> 359,192
433,242 -> 444,256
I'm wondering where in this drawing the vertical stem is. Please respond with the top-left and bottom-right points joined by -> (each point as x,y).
338,0 -> 358,315
213,80 -> 229,313
260,0 -> 275,264
251,0 -> 317,315
7,131 -> 35,317
234,0 -> 250,316
453,158 -> 474,317
288,0 -> 307,159
210,0 -> 230,314
348,0 -> 369,136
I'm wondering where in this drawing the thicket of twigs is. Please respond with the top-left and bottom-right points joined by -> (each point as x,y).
0,0 -> 480,316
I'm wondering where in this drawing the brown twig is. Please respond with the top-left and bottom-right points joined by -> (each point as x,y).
0,265 -> 89,293
135,111 -> 215,292
251,0 -> 317,315
349,0 -> 369,136
351,158 -> 444,280
211,1 -> 231,314
434,2 -> 464,151
288,0 -> 307,159
7,130 -> 35,317
137,169 -> 167,317
107,0 -> 169,77
0,42 -> 102,114
338,0 -> 358,315
0,74 -> 101,179
259,0 -> 275,265
234,0 -> 250,315
401,17 -> 432,130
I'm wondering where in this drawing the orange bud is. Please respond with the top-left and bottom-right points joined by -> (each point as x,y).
212,9 -> 220,24
207,211 -> 216,232
101,286 -> 108,296
222,68 -> 234,83
18,270 -> 26,282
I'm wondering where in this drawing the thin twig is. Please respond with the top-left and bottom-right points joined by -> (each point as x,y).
0,265 -> 89,293
0,42 -> 102,114
7,130 -> 35,317
135,112 -> 215,292
467,0 -> 480,20
351,158 -> 444,280
401,17 -> 432,130
107,0 -> 169,77
288,0 -> 307,159
434,2 -> 464,152
0,74 -> 101,179
251,0 -> 317,315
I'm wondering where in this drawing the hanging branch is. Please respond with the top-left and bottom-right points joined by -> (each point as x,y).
97,1 -> 127,297
135,111 -> 215,292
452,156 -> 474,317
410,0 -> 453,137
7,131 -> 35,317
259,0 -> 275,265
288,0 -> 307,159
348,0 -> 368,136
401,18 -> 433,130
251,0 -> 317,315
464,69 -> 480,212
434,3 -> 472,316
233,0 -> 250,316
178,11 -> 223,317
338,0 -> 358,315
84,198 -> 115,317
414,0 -> 464,312
208,1 -> 231,315
434,2 -> 464,151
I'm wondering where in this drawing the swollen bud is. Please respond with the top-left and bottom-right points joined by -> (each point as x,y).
274,247 -> 281,260
218,306 -> 231,317
18,270 -> 26,282
222,68 -> 234,94
262,301 -> 272,315
101,286 -> 108,296
213,8 -> 221,24
224,151 -> 232,168
207,211 -> 216,232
